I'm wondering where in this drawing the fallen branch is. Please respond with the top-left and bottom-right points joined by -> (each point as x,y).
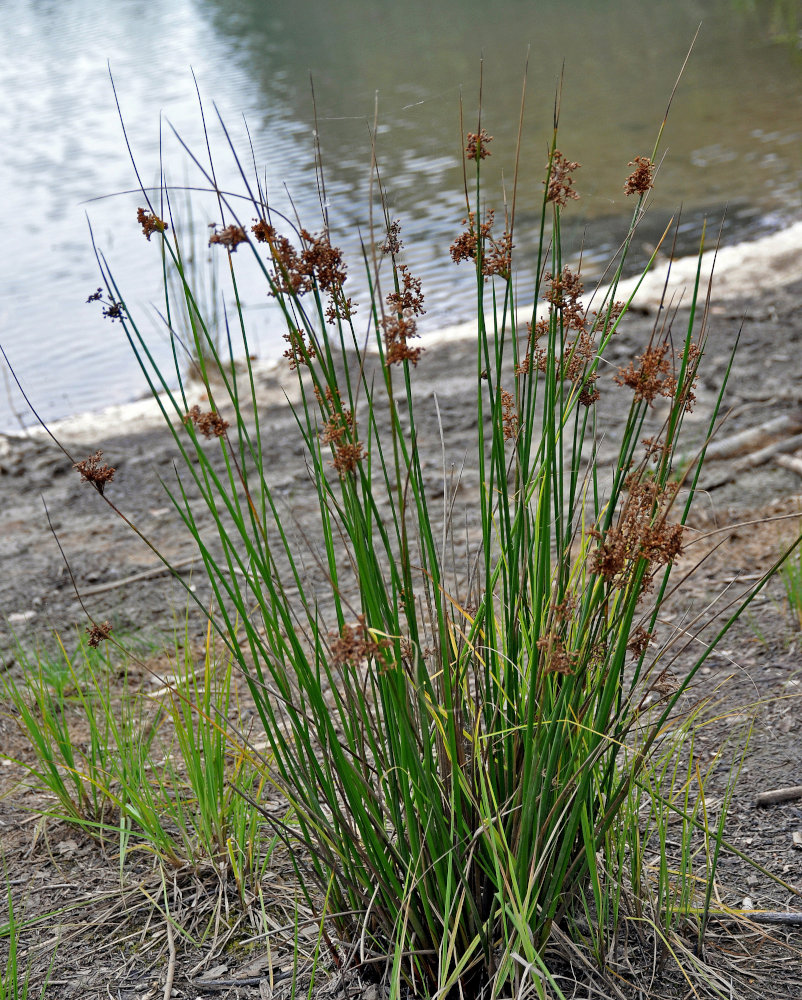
755,785 -> 802,807
708,909 -> 802,926
192,974 -> 292,991
774,453 -> 802,479
734,433 -> 802,470
79,554 -> 198,596
703,411 -> 802,461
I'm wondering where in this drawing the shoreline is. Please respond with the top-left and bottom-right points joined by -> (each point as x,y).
3,218 -> 802,449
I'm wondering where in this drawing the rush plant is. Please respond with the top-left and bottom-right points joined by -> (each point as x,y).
61,74 -> 797,997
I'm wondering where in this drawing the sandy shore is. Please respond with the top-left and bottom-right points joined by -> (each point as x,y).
1,219 -> 801,648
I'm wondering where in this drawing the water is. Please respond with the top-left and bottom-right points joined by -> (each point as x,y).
1,0 -> 800,431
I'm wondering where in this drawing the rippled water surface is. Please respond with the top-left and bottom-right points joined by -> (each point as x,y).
1,0 -> 801,429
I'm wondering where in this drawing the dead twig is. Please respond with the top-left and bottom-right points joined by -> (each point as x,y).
80,554 -> 198,596
164,915 -> 177,1000
755,785 -> 802,807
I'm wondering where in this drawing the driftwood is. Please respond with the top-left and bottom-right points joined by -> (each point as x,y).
774,453 -> 802,478
703,411 -> 802,462
79,554 -> 198,596
734,433 -> 802,471
754,785 -> 802,807
709,910 -> 802,926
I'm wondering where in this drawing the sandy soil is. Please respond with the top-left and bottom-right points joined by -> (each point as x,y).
2,228 -> 802,997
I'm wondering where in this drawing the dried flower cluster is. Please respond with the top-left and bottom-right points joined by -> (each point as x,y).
137,207 -> 168,240
546,151 -> 580,206
615,341 -> 698,412
329,615 -> 390,668
316,386 -> 366,476
627,624 -> 655,658
86,620 -> 113,648
523,268 -> 600,407
450,210 -> 512,280
87,288 -> 124,322
282,327 -> 316,370
500,387 -> 518,441
383,262 -> 426,366
536,633 -> 577,676
624,156 -> 654,196
591,475 -> 683,590
74,450 -> 116,495
381,219 -> 403,256
251,220 -> 353,323
184,404 -> 229,439
544,267 -> 585,328
465,128 -> 493,160
209,223 -> 248,252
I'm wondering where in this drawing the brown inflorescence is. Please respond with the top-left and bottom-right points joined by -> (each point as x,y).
251,218 -> 273,243
627,624 -> 655,658
251,220 -> 353,321
86,620 -> 113,648
546,151 -> 580,207
614,341 -> 697,411
74,450 -> 116,495
329,615 -> 390,667
591,475 -> 684,591
317,386 -> 367,476
450,210 -> 512,280
465,128 -> 493,161
209,224 -> 248,253
544,267 -> 585,330
383,263 -> 426,366
500,387 -> 518,441
529,270 -> 601,406
137,207 -> 168,240
536,633 -> 577,676
624,156 -> 655,196
381,219 -> 403,256
86,287 -> 124,323
282,328 -> 316,370
184,405 -> 229,439
578,373 -> 600,407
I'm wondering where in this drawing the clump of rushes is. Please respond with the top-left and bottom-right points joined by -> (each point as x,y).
78,79 -> 800,998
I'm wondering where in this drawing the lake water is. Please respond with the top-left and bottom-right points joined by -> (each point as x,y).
1,0 -> 801,431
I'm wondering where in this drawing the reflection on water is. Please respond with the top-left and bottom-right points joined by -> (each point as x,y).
1,0 -> 800,429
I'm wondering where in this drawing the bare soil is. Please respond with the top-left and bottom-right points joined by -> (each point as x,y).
2,275 -> 802,998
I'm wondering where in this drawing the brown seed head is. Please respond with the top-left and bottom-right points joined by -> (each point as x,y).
209,224 -> 248,252
382,220 -> 403,256
383,264 -> 425,366
86,620 -> 113,649
329,616 -> 390,668
184,405 -> 229,439
251,219 -> 275,243
536,633 -> 577,676
137,207 -> 168,240
546,151 -> 580,207
74,450 -> 116,495
614,342 -> 676,406
283,328 -> 316,370
500,387 -> 518,441
465,128 -> 493,161
624,156 -> 654,196
627,625 -> 654,658
102,299 -> 123,322
590,475 -> 683,590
